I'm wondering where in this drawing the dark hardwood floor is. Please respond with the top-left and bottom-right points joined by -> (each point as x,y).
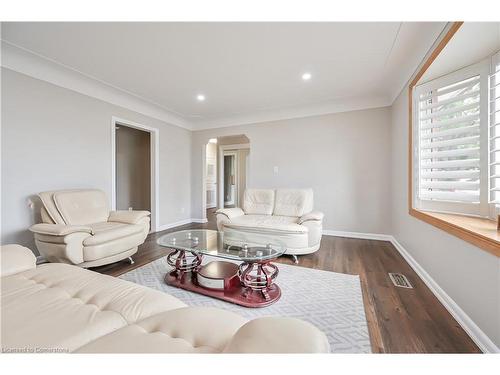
93,208 -> 481,353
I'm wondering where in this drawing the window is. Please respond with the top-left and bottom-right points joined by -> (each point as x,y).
489,51 -> 500,217
413,58 -> 496,218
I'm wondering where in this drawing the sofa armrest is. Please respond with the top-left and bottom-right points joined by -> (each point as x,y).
108,210 -> 151,225
215,207 -> 245,220
298,211 -> 324,225
1,244 -> 37,277
224,317 -> 330,353
29,223 -> 94,236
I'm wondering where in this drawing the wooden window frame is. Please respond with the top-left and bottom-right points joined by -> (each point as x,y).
408,21 -> 500,257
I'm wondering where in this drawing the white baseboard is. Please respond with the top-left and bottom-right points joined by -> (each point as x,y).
191,218 -> 208,224
155,219 -> 192,232
155,218 -> 208,232
389,236 -> 499,353
322,229 -> 392,241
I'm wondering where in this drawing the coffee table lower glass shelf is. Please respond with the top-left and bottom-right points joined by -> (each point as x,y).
157,229 -> 285,308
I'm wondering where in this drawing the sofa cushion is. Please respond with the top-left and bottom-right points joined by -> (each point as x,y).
242,189 -> 275,215
0,263 -> 186,352
273,189 -> 313,217
53,190 -> 109,225
225,215 -> 308,234
0,244 -> 37,277
76,307 -> 247,353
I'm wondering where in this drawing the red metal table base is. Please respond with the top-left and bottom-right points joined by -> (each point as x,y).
164,250 -> 281,308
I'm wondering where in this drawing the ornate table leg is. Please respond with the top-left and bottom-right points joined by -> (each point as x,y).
166,249 -> 202,279
238,261 -> 279,301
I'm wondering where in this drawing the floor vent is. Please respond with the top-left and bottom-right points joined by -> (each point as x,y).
389,273 -> 413,289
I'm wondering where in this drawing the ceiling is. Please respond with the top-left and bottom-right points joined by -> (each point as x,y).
421,22 -> 500,83
1,22 -> 446,130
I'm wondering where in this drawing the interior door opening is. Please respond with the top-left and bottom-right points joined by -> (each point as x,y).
115,124 -> 151,212
224,152 -> 237,208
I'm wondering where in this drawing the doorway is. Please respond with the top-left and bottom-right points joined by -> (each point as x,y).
115,125 -> 151,211
223,151 -> 237,207
202,134 -> 250,221
205,139 -> 218,209
111,117 -> 159,232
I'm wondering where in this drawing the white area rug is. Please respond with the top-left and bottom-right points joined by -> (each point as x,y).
120,257 -> 371,353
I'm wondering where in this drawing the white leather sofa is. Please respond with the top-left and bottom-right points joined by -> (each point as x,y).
0,245 -> 330,353
29,189 -> 150,268
216,189 -> 324,260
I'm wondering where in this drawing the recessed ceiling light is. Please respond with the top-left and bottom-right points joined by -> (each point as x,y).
302,72 -> 312,81
197,94 -> 206,102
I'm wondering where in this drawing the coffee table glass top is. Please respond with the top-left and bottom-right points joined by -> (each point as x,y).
156,229 -> 285,262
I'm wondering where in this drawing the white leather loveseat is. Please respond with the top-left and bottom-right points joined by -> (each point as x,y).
216,189 -> 324,260
29,189 -> 150,268
0,245 -> 330,353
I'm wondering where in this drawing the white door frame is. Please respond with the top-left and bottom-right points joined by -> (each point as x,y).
110,116 -> 159,232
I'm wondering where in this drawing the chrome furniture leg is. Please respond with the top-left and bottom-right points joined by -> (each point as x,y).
128,256 -> 135,265
291,255 -> 298,264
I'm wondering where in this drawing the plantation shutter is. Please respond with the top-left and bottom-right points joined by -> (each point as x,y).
490,51 -> 500,207
417,73 -> 482,212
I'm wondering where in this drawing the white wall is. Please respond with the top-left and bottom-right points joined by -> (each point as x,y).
390,87 -> 500,349
192,107 -> 392,234
1,68 -> 192,250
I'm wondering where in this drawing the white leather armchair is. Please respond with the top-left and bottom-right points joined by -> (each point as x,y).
29,189 -> 150,268
216,189 -> 323,261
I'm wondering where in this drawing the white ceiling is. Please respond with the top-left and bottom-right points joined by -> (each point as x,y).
1,22 -> 446,130
421,22 -> 500,83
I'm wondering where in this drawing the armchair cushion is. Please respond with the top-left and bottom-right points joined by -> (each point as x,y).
1,244 -> 37,277
108,210 -> 150,225
84,223 -> 144,246
298,211 -> 324,225
30,223 -> 94,236
215,207 -> 244,220
53,189 -> 109,225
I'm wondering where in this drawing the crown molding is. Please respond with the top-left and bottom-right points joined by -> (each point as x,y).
191,95 -> 391,131
1,40 -> 393,132
1,41 -> 192,130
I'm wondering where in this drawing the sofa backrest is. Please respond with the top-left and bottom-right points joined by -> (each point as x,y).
242,188 -> 314,217
273,189 -> 313,217
39,189 -> 109,225
243,189 -> 275,215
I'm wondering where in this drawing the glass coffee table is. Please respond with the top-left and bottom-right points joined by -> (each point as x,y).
157,229 -> 285,307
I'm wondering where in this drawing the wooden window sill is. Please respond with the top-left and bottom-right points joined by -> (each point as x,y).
409,209 -> 500,257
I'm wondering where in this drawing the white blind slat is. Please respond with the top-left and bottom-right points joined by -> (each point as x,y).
421,147 -> 480,159
420,113 -> 479,130
419,76 -> 480,100
420,135 -> 479,149
421,159 -> 480,169
419,191 -> 479,202
420,124 -> 479,140
419,90 -> 479,110
420,181 -> 480,190
420,170 -> 480,179
419,101 -> 479,121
